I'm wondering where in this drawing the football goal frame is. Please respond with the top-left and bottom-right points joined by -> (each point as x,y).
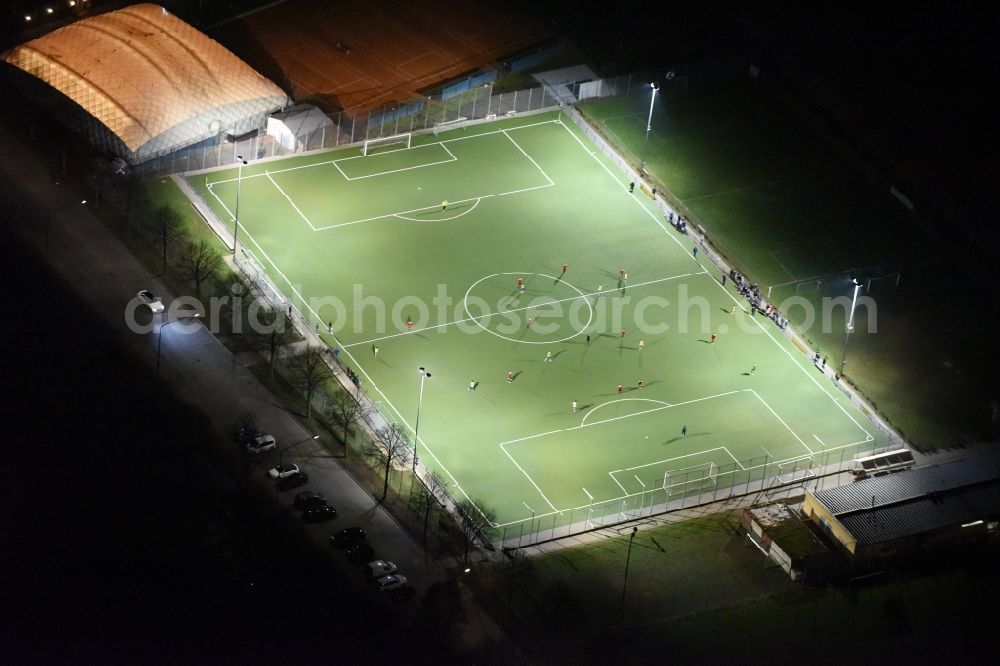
663,462 -> 718,497
362,133 -> 412,156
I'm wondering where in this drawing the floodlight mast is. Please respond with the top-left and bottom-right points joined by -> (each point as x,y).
413,367 -> 431,471
641,82 -> 659,170
233,155 -> 247,256
839,278 -> 862,376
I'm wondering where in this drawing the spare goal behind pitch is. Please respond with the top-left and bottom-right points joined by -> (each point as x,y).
362,133 -> 411,156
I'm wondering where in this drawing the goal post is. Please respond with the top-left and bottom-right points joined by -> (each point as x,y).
362,133 -> 411,156
663,462 -> 718,497
433,116 -> 468,135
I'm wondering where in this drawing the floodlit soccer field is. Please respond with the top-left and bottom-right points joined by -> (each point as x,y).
190,111 -> 888,532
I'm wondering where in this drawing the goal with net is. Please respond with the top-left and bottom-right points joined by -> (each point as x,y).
663,462 -> 718,497
362,133 -> 411,156
433,117 -> 468,135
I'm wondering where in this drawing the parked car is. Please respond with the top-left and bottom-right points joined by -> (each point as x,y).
235,426 -> 261,444
267,463 -> 300,480
367,560 -> 398,578
346,542 -> 376,564
330,527 -> 366,548
276,471 -> 309,491
136,289 -> 164,313
246,434 -> 276,454
374,574 -> 408,593
302,505 -> 337,522
294,491 -> 327,510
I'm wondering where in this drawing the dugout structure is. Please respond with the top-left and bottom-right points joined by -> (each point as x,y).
1,3 -> 288,165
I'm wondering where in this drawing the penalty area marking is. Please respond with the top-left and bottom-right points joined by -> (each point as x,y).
393,197 -> 482,221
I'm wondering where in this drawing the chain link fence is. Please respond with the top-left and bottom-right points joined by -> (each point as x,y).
165,72 -> 906,554
137,76 -> 624,179
499,438 -> 897,549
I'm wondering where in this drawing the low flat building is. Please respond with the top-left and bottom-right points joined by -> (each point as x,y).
803,455 -> 1000,569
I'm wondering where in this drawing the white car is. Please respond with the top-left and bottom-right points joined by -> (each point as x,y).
136,289 -> 164,313
367,560 -> 398,578
267,463 -> 300,479
374,574 -> 408,593
246,434 -> 276,454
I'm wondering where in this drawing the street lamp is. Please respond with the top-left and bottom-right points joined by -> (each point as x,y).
839,278 -> 862,377
413,366 -> 431,471
156,313 -> 202,372
233,155 -> 247,256
279,433 -> 320,465
45,199 -> 87,263
619,525 -> 639,620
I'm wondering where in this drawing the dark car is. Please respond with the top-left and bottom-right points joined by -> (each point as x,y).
302,505 -> 337,523
346,542 -> 375,564
330,527 -> 366,548
276,471 -> 309,491
294,491 -> 327,510
235,426 -> 261,444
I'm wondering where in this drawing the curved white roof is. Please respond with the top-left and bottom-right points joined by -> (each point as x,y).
3,3 -> 287,162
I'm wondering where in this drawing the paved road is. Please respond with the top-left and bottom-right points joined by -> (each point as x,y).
0,122 -> 446,598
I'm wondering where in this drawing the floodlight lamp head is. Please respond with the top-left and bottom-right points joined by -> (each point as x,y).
666,71 -> 675,80
650,82 -> 658,90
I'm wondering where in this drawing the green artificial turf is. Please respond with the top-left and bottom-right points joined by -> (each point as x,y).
188,111 -> 888,531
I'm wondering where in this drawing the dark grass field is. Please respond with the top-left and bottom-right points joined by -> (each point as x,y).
579,75 -> 999,449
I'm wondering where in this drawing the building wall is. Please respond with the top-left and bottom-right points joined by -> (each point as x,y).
803,493 -> 857,555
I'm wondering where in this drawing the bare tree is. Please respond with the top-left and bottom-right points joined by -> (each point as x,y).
329,388 -> 367,459
289,347 -> 332,418
150,204 -> 186,275
455,498 -> 498,564
364,423 -> 410,502
124,175 -> 150,239
246,307 -> 296,379
180,238 -> 223,297
412,470 -> 448,545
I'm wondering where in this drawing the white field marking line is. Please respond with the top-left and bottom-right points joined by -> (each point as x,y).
813,434 -> 826,446
576,389 -> 743,430
206,182 -> 236,223
613,446 -> 737,474
610,473 -> 629,495
501,129 -> 554,186
555,120 -> 692,257
747,389 -> 814,455
343,270 -> 701,348
335,152 -> 458,182
522,501 -> 535,514
499,389 -> 747,518
310,181 -> 555,232
761,446 -> 774,459
205,118 -> 565,187
231,224 -> 491,522
264,171 -> 318,231
393,197 -> 482,221
579,398 -> 671,426
330,159 -> 349,181
499,444 -> 753,528
499,442 -> 560,513
739,437 -> 872,472
697,272 -> 875,441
